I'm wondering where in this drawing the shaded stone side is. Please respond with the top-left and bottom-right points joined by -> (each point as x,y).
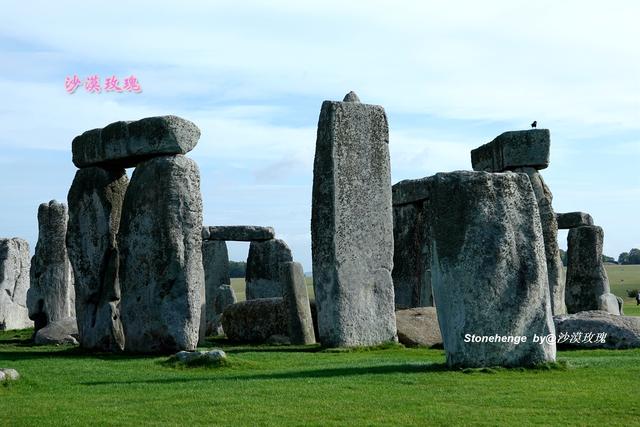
27,201 -> 75,331
281,261 -> 315,345
204,226 -> 275,242
202,240 -> 231,335
67,167 -> 128,351
471,129 -> 550,172
428,171 -> 555,368
392,201 -> 432,308
565,226 -> 612,314
311,94 -> 397,347
220,298 -> 288,343
118,155 -> 203,353
0,238 -> 31,330
245,239 -> 293,300
556,212 -> 594,229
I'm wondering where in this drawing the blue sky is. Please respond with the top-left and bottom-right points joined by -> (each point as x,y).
1,1 -> 638,270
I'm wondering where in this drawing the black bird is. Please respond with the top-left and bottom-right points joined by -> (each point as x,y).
531,120 -> 537,128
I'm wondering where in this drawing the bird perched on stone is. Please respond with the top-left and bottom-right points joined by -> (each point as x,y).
531,120 -> 537,128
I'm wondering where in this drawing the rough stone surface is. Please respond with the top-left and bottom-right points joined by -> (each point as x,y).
311,94 -> 397,347
428,171 -> 556,367
554,311 -> 640,349
565,226 -> 611,314
34,317 -> 79,345
67,167 -> 128,351
220,298 -> 288,343
556,212 -> 594,229
0,238 -> 31,330
203,241 -> 232,335
471,129 -> 550,172
395,307 -> 442,347
281,261 -> 315,345
0,368 -> 20,381
392,200 -> 433,309
245,239 -> 293,300
118,155 -> 204,353
617,296 -> 625,315
205,226 -> 275,242
175,349 -> 226,363
27,201 -> 75,331
516,167 -> 566,315
598,293 -> 621,316
72,115 -> 201,169
342,91 -> 361,102
392,177 -> 431,206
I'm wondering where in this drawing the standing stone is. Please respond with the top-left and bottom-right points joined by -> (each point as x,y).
391,178 -> 433,308
0,238 -> 31,330
202,240 -> 232,335
516,167 -> 566,315
565,226 -> 617,314
311,92 -> 397,347
281,261 -> 315,345
119,155 -> 204,353
27,201 -> 75,331
67,167 -> 128,351
245,239 -> 293,300
428,171 -> 555,368
209,284 -> 237,336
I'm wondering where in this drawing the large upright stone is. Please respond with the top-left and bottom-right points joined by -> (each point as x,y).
471,129 -> 550,172
516,167 -> 566,315
202,240 -> 231,335
27,201 -> 75,331
281,261 -> 315,345
208,284 -> 236,336
72,115 -> 200,169
429,171 -> 555,368
67,167 -> 128,351
0,238 -> 31,330
311,92 -> 397,347
565,226 -> 615,314
392,178 -> 433,309
556,212 -> 594,229
118,155 -> 204,353
245,239 -> 293,300
204,226 -> 275,242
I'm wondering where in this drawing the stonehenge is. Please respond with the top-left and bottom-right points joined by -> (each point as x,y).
27,201 -> 75,331
0,238 -> 31,330
428,171 -> 556,367
281,261 -> 315,345
311,92 -> 397,347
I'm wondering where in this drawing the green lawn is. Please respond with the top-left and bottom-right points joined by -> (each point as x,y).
1,329 -> 640,426
606,264 -> 640,316
231,277 -> 314,302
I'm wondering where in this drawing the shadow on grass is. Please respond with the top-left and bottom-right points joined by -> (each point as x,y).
81,362 -> 449,386
0,347 -> 162,362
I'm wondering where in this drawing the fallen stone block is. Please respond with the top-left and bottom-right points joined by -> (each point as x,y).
395,307 -> 442,347
554,311 -> 640,349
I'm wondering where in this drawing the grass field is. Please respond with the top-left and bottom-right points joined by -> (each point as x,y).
2,329 -> 640,426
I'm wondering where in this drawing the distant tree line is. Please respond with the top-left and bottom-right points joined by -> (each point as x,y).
229,261 -> 247,278
558,248 -> 640,266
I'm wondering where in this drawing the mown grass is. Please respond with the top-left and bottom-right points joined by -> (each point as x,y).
231,277 -> 314,302
2,329 -> 640,426
606,264 -> 640,316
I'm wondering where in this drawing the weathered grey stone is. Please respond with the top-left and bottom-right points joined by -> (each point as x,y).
428,171 -> 556,368
554,311 -> 640,349
343,91 -> 361,102
395,307 -> 442,348
245,239 -> 293,300
34,317 -> 79,345
72,115 -> 201,169
598,293 -> 620,316
205,226 -> 275,242
27,201 -> 75,331
471,129 -> 550,172
201,226 -> 211,240
281,261 -> 315,345
311,93 -> 397,347
565,226 -> 611,314
0,238 -> 31,330
0,368 -> 20,381
203,241 -> 232,336
617,296 -> 624,315
392,177 -> 431,206
67,167 -> 128,351
516,167 -> 566,315
220,298 -> 288,343
392,200 -> 433,309
556,212 -> 594,229
119,155 -> 204,353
